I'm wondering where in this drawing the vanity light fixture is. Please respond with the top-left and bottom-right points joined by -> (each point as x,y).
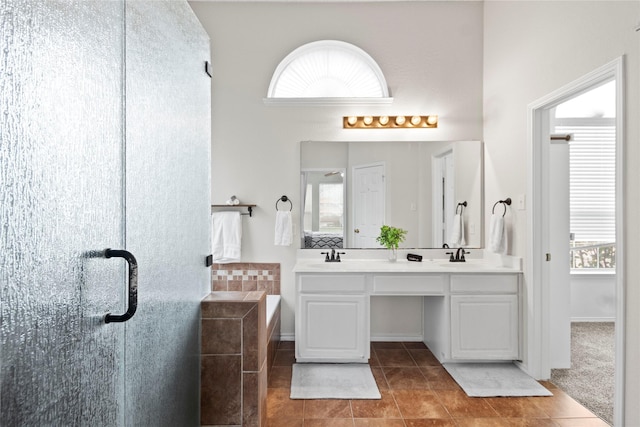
343,115 -> 438,129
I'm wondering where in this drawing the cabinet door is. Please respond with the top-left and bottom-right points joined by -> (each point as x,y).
297,294 -> 369,362
450,295 -> 519,360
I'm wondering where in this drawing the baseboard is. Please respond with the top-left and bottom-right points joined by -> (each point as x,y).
281,333 -> 425,342
571,317 -> 615,323
371,334 -> 424,342
280,333 -> 424,343
281,332 -> 295,341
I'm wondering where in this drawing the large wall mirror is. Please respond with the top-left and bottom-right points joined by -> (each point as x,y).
300,140 -> 483,249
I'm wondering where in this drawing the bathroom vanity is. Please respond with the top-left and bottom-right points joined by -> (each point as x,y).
293,254 -> 522,364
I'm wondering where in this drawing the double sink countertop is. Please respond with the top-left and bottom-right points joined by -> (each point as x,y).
293,249 -> 522,273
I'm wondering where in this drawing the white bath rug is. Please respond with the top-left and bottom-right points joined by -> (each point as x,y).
290,363 -> 381,400
443,363 -> 553,397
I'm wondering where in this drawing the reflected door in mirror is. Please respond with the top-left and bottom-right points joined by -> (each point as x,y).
353,163 -> 385,248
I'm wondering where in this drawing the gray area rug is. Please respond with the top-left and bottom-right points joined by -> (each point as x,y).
290,363 -> 381,399
443,363 -> 553,397
551,322 -> 614,425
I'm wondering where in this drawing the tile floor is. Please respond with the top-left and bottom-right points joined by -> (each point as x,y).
267,341 -> 610,427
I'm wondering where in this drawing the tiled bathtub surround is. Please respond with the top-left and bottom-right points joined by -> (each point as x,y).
201,291 -> 267,426
211,263 -> 280,295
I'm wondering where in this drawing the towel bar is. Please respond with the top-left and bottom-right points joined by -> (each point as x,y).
276,195 -> 293,211
492,198 -> 512,217
211,204 -> 256,217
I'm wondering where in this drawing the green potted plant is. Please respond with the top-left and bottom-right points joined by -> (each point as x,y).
376,225 -> 407,262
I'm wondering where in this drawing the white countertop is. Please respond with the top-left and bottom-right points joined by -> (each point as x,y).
293,257 -> 522,274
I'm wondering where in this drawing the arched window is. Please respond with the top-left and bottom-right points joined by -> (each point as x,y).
265,40 -> 392,105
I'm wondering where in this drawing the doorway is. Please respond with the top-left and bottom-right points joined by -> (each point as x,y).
528,58 -> 624,425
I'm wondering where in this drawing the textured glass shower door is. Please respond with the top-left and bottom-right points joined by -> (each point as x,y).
1,1 -> 210,425
1,1 -> 127,424
123,2 -> 211,425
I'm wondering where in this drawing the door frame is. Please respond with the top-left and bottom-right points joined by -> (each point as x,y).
527,56 -> 625,424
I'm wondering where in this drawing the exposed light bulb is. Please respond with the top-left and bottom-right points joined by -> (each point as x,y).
378,116 -> 389,126
395,116 -> 406,126
363,116 -> 373,125
346,116 -> 358,126
410,116 -> 422,126
426,115 -> 438,126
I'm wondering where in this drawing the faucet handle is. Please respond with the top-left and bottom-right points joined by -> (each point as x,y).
320,252 -> 330,261
460,249 -> 469,262
445,251 -> 454,262
336,252 -> 345,262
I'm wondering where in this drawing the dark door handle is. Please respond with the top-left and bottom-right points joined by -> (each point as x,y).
104,248 -> 138,323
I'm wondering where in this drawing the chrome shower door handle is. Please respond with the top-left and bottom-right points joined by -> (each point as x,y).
104,248 -> 138,323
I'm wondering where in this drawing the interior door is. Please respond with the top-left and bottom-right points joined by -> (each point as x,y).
1,2 -> 126,424
548,136 -> 571,368
352,163 -> 385,247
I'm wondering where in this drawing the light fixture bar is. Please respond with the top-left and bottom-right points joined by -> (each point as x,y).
343,115 -> 438,129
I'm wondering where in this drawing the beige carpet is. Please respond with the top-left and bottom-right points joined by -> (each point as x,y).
551,322 -> 614,425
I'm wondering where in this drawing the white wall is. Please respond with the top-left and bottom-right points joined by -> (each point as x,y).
483,1 -> 640,424
570,274 -> 616,322
190,1 -> 484,341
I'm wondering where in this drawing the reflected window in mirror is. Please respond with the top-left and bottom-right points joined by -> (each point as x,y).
301,169 -> 346,249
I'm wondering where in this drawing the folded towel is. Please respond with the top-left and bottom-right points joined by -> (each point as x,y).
489,213 -> 506,254
274,210 -> 293,246
211,211 -> 242,263
449,213 -> 466,248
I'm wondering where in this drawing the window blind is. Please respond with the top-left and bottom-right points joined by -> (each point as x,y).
555,118 -> 615,243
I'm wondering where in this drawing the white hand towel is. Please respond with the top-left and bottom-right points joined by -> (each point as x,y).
489,213 -> 506,254
211,211 -> 242,263
274,211 -> 293,246
449,213 -> 465,248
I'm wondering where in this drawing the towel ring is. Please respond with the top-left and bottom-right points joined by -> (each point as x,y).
492,198 -> 512,217
456,201 -> 467,215
276,195 -> 292,211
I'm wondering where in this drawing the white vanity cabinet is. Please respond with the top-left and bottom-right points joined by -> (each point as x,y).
294,258 -> 522,364
296,274 -> 369,363
449,274 -> 520,360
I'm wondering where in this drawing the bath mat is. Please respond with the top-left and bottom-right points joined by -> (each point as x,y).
443,363 -> 553,397
290,363 -> 381,399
